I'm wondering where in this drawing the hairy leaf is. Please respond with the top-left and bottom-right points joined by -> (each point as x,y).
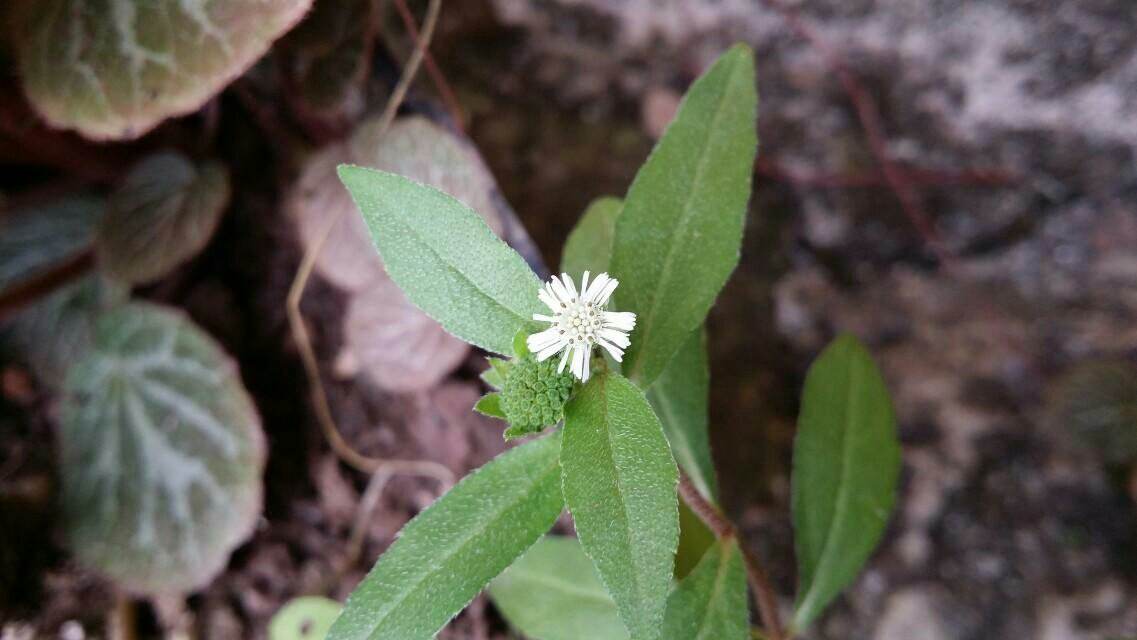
270,597 -> 342,640
661,539 -> 748,640
98,152 -> 230,285
561,196 -> 621,275
474,392 -> 506,419
792,335 -> 900,629
337,165 -> 543,356
489,536 -> 628,640
611,44 -> 758,388
0,195 -> 103,295
60,302 -> 265,593
648,329 -> 718,503
675,499 -> 716,581
327,433 -> 564,640
561,373 -> 679,640
14,0 -> 312,140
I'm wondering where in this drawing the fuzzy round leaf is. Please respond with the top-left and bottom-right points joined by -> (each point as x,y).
0,196 -> 103,295
59,302 -> 265,594
98,152 -> 231,285
1049,360 -> 1137,464
13,0 -> 312,140
1,277 -> 103,389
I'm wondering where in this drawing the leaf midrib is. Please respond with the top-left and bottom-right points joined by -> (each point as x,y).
797,353 -> 861,618
362,453 -> 560,638
626,57 -> 742,383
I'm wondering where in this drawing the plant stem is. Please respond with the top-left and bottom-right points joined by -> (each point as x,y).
678,473 -> 787,640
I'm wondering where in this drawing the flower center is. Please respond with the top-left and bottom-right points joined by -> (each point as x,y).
557,300 -> 601,344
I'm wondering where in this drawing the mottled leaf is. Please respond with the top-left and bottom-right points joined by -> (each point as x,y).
1,276 -> 104,388
0,195 -> 103,295
561,196 -> 621,275
792,335 -> 900,629
14,0 -> 312,140
270,597 -> 342,640
661,539 -> 749,640
561,372 -> 679,640
489,536 -> 628,640
60,302 -> 265,593
611,44 -> 757,388
337,165 -> 543,356
648,329 -> 718,503
327,433 -> 564,640
1047,360 -> 1137,464
98,152 -> 230,285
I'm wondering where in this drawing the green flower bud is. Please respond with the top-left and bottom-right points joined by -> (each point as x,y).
500,353 -> 576,438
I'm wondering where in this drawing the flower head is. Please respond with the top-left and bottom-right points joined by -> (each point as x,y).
526,272 -> 637,382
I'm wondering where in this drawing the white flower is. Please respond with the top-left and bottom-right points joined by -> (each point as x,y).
527,271 -> 637,382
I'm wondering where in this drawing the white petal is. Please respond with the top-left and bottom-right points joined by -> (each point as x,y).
550,276 -> 572,303
596,335 -> 624,361
538,288 -> 560,312
527,327 -> 561,352
584,272 -> 609,303
598,327 -> 631,348
533,313 -> 558,322
537,341 -> 565,362
602,311 -> 636,331
561,273 -> 577,298
571,346 -> 587,380
557,347 -> 572,373
580,271 -> 591,297
580,350 -> 591,382
594,277 -> 619,305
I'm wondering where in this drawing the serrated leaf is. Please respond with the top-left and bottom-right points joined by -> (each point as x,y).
0,195 -> 103,295
337,165 -> 543,357
561,197 -> 621,275
489,536 -> 628,640
474,393 -> 506,419
792,335 -> 900,629
327,432 -> 564,640
14,0 -> 312,140
648,329 -> 718,503
98,152 -> 230,285
661,539 -> 748,640
480,358 -> 510,390
611,44 -> 758,388
59,302 -> 265,593
561,372 -> 679,640
270,597 -> 342,640
1,276 -> 103,388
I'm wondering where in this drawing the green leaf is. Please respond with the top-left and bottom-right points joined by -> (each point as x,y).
337,165 -> 543,356
474,393 -> 506,419
327,432 -> 564,640
561,372 -> 679,640
791,335 -> 900,629
14,0 -> 313,140
648,329 -> 718,503
610,44 -> 758,388
98,152 -> 231,285
59,302 -> 265,593
270,597 -> 342,640
561,197 -> 621,275
661,539 -> 749,640
675,499 -> 716,581
480,357 -> 511,390
489,535 -> 628,640
0,195 -> 103,295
